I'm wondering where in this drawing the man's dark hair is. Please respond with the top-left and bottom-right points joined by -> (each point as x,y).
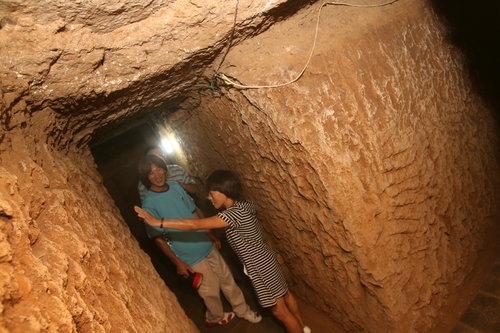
143,145 -> 162,156
206,170 -> 244,201
138,154 -> 167,189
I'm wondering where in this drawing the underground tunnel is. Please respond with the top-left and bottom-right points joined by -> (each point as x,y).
1,0 -> 499,332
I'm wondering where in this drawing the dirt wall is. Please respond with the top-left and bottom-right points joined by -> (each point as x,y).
0,129 -> 198,332
0,1 -> 304,332
169,1 -> 500,332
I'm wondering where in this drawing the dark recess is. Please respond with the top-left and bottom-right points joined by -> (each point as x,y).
429,0 -> 500,117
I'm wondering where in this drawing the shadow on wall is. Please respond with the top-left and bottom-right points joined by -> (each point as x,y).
429,0 -> 500,116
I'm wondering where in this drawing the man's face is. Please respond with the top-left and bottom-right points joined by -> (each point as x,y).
148,163 -> 166,189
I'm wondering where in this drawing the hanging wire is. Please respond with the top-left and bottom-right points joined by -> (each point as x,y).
216,0 -> 240,73
216,0 -> 400,89
190,0 -> 239,96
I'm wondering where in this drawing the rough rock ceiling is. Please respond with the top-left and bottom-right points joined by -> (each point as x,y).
0,0 -> 311,147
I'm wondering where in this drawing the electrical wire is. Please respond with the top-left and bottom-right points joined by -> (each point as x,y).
217,0 -> 400,89
216,0 -> 240,73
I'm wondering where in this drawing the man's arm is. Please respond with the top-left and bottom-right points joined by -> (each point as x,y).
138,181 -> 148,202
167,165 -> 199,195
179,183 -> 199,195
153,237 -> 193,277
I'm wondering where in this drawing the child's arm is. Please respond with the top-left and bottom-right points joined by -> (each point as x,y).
134,205 -> 228,230
153,237 -> 193,277
192,209 -> 221,248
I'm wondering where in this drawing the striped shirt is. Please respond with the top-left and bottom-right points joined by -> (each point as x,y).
218,201 -> 288,307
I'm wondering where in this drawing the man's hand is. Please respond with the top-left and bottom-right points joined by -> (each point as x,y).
212,237 -> 222,249
176,261 -> 194,277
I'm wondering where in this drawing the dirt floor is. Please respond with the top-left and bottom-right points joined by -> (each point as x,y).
445,228 -> 500,333
170,245 -> 348,333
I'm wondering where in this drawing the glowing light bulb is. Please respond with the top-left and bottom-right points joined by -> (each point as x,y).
161,135 -> 179,155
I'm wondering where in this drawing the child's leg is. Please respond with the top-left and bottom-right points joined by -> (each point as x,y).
191,256 -> 224,322
284,291 -> 306,328
271,295 -> 303,333
209,248 -> 251,317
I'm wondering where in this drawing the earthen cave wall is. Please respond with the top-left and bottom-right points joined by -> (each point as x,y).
0,130 -> 198,332
0,1 -> 299,332
168,1 -> 500,332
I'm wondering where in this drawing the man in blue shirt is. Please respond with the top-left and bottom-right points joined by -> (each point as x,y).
138,154 -> 261,326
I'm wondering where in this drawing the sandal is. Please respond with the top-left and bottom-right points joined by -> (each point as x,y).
205,312 -> 235,327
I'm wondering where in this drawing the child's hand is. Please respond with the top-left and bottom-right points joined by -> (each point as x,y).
206,230 -> 221,249
134,206 -> 158,226
212,238 -> 221,249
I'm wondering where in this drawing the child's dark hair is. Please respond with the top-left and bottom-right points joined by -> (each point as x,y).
138,154 -> 167,189
206,170 -> 244,201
